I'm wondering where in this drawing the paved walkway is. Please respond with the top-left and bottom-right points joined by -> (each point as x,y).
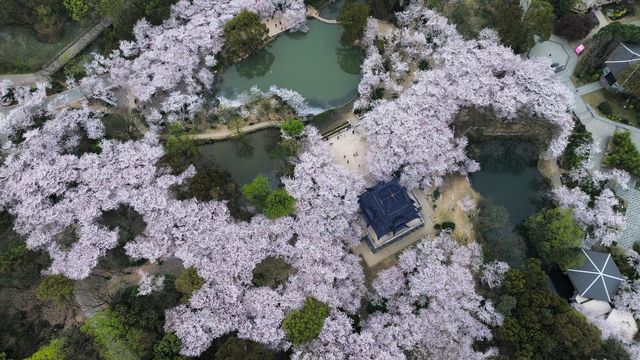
616,183 -> 640,249
40,18 -> 112,77
0,73 -> 48,87
0,85 -> 88,117
306,6 -> 338,24
529,33 -> 640,170
263,14 -> 296,37
577,81 -> 603,95
188,120 -> 281,140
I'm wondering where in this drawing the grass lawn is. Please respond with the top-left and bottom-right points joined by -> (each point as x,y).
582,89 -> 640,127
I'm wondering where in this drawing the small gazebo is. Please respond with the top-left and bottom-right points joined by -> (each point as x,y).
567,249 -> 625,302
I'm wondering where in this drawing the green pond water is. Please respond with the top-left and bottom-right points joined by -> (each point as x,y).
469,139 -> 548,226
219,19 -> 364,110
468,138 -> 551,270
196,129 -> 283,186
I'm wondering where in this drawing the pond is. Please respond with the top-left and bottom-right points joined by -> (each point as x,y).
219,19 -> 364,111
468,137 -> 549,267
469,138 -> 549,227
195,128 -> 283,186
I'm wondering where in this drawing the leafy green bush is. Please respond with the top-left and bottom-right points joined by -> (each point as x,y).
441,221 -> 456,231
36,275 -> 75,304
223,10 -> 268,62
282,297 -> 330,345
252,256 -> 293,289
524,208 -> 584,270
264,188 -> 296,219
281,118 -> 305,138
216,336 -> 276,360
26,338 -> 65,360
372,87 -> 385,100
153,332 -> 187,360
81,310 -> 144,360
174,267 -> 204,302
162,123 -> 199,174
559,119 -> 592,170
242,175 -> 272,210
337,0 -> 370,43
604,131 -> 640,177
609,245 -> 639,280
598,101 -> 613,115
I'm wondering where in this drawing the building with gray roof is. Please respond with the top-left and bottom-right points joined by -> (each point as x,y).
567,249 -> 625,302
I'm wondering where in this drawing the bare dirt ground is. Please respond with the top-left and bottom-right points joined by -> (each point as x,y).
538,158 -> 562,189
431,175 -> 480,244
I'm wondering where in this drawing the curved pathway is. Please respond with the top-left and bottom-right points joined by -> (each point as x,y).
306,6 -> 338,24
188,120 -> 281,140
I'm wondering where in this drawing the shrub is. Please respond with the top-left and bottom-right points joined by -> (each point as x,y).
281,118 -> 305,138
162,123 -> 199,174
282,297 -> 330,345
524,208 -> 584,270
174,267 -> 204,301
372,87 -> 385,100
36,275 -> 75,304
223,10 -> 268,62
441,221 -> 456,231
264,188 -> 296,219
598,101 -> 613,115
374,38 -> 385,55
610,245 -> 639,280
216,337 -> 276,360
605,131 -> 640,177
252,256 -> 293,289
81,310 -> 144,360
242,175 -> 272,210
153,332 -> 187,360
26,338 -> 65,360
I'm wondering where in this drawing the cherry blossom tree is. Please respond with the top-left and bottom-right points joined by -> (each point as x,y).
0,82 -> 49,146
0,106 -> 194,279
137,270 -> 165,296
122,127 -> 368,356
82,0 -> 307,122
613,250 -> 640,321
297,233 -> 502,359
481,260 -> 510,289
358,6 -> 574,189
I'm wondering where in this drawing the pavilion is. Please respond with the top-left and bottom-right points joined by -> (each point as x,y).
567,249 -> 625,302
358,178 -> 423,252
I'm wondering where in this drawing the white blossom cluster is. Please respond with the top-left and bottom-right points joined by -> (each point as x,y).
82,0 -> 307,122
297,233 -> 503,359
357,6 -> 574,189
0,82 -> 49,148
137,270 -> 165,296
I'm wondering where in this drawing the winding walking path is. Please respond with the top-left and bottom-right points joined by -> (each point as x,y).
306,6 -> 338,24
188,121 -> 281,140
